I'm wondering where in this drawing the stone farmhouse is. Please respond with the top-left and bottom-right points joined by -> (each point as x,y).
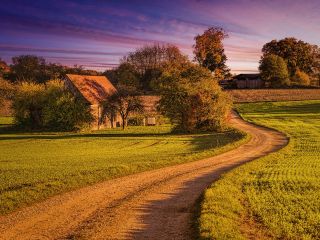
64,74 -> 120,129
64,74 -> 160,129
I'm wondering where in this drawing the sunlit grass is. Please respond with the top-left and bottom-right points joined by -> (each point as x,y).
198,100 -> 320,239
0,116 -> 13,125
0,124 -> 247,215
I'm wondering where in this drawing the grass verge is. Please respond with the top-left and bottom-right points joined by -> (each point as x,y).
198,100 -> 320,239
0,124 -> 247,215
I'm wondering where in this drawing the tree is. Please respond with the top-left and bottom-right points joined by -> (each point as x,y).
292,69 -> 310,86
112,63 -> 140,88
0,78 -> 15,107
8,55 -> 101,83
310,45 -> 320,86
158,63 -> 232,132
193,27 -> 231,80
42,80 -> 93,130
101,100 -> 117,128
0,58 -> 10,78
262,38 -> 319,79
10,55 -> 47,83
103,69 -> 118,85
259,54 -> 290,87
104,86 -> 144,129
12,81 -> 47,128
12,80 -> 93,130
121,44 -> 188,91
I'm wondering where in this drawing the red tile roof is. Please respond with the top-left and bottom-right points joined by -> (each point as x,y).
65,74 -> 117,105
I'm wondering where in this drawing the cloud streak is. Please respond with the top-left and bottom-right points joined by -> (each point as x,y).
0,0 -> 319,72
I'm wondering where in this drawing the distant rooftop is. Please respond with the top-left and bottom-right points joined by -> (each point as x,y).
233,74 -> 261,80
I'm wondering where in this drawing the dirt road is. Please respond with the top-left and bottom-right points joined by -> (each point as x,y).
0,113 -> 288,240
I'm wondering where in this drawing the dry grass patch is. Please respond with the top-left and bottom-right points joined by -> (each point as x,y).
227,89 -> 320,103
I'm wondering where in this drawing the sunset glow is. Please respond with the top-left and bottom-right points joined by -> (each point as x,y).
1,0 -> 320,73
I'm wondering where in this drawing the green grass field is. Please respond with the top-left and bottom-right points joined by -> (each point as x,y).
0,122 -> 247,215
198,100 -> 320,239
0,116 -> 13,125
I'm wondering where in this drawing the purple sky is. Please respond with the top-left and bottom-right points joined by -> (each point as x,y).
1,0 -> 320,73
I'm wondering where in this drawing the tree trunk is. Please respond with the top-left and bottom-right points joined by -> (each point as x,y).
110,114 -> 114,128
121,115 -> 126,130
30,108 -> 42,129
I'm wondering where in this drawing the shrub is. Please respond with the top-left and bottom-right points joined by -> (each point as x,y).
0,78 -> 15,107
158,63 -> 232,132
12,80 -> 93,130
259,54 -> 290,87
128,115 -> 145,126
12,82 -> 46,128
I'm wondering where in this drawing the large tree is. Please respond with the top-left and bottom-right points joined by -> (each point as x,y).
103,86 -> 144,129
104,62 -> 140,89
259,54 -> 290,87
120,44 -> 188,91
310,45 -> 320,86
193,27 -> 231,80
9,55 -> 101,83
10,55 -> 47,83
158,62 -> 232,132
12,80 -> 93,130
262,38 -> 319,79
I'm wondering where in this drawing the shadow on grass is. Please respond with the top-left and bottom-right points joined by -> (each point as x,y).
0,123 -> 243,156
0,131 -> 172,140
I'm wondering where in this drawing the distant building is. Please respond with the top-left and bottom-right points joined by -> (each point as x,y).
233,74 -> 264,89
64,74 -> 120,129
219,79 -> 235,89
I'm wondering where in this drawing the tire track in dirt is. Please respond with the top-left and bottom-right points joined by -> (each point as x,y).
0,112 -> 288,240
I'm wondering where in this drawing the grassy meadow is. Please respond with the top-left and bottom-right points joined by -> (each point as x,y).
227,89 -> 320,103
0,121 -> 247,215
198,100 -> 320,239
0,116 -> 13,126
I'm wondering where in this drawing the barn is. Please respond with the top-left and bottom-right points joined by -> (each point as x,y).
234,74 -> 264,89
64,74 -> 120,129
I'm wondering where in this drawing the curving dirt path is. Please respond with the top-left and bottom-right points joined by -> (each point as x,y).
0,113 -> 288,240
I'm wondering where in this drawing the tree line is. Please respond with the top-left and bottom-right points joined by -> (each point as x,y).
2,27 -> 319,132
259,37 -> 320,87
1,27 -> 232,132
103,27 -> 232,132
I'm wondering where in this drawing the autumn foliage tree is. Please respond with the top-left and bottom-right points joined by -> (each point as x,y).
292,69 -> 311,86
261,38 -> 320,84
193,27 -> 231,80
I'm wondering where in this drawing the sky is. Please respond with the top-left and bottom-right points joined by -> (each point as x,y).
0,0 -> 320,74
